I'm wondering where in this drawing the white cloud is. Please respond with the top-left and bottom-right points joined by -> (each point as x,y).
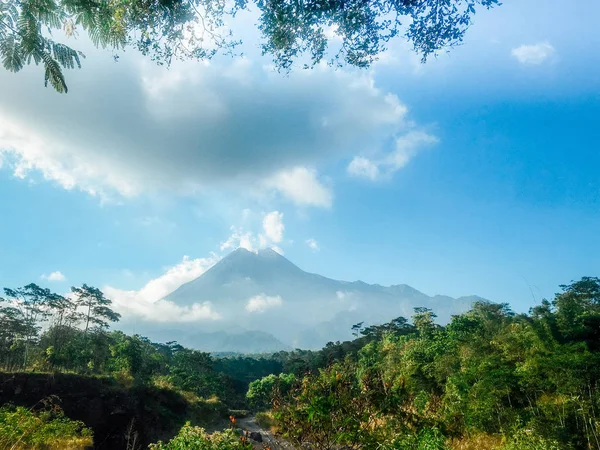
220,210 -> 286,253
306,238 -> 320,252
336,290 -> 354,300
511,42 -> 556,65
347,131 -> 438,181
220,226 -> 257,252
263,211 -> 284,243
347,157 -> 380,181
105,287 -> 222,323
0,44 -> 414,207
41,271 -> 66,282
245,294 -> 283,313
271,246 -> 284,255
137,254 -> 219,302
104,254 -> 222,323
264,167 -> 333,208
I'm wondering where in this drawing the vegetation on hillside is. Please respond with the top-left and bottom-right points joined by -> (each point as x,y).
2,277 -> 600,449
148,424 -> 253,450
0,402 -> 92,449
0,283 -> 279,447
249,277 -> 600,450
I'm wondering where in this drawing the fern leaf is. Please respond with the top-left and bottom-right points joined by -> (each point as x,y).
0,35 -> 24,72
42,51 -> 68,93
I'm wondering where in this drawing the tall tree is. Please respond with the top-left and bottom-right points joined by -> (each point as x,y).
2,283 -> 53,366
0,302 -> 30,369
0,0 -> 500,92
71,284 -> 120,333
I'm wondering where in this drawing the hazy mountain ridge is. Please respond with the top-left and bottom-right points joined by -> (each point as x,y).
160,248 -> 488,352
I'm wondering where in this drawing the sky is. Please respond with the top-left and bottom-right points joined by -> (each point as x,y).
0,0 -> 599,321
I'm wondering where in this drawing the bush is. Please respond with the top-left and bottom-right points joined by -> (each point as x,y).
0,404 -> 93,449
255,411 -> 276,430
500,429 -> 562,450
388,428 -> 449,450
148,423 -> 253,450
246,373 -> 296,410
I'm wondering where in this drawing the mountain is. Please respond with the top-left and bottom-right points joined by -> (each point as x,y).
157,248 -> 487,351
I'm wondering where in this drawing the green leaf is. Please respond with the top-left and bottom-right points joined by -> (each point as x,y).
0,35 -> 24,72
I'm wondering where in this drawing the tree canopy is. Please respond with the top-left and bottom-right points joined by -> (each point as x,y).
0,0 -> 500,92
262,277 -> 600,449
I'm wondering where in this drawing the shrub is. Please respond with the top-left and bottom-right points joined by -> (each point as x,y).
148,423 -> 253,450
255,411 -> 276,431
246,373 -> 296,410
500,429 -> 563,450
388,428 -> 450,450
0,404 -> 93,449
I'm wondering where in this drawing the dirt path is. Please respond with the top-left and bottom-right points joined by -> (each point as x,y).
237,416 -> 294,450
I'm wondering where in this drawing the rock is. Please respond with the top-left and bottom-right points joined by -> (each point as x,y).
249,431 -> 263,442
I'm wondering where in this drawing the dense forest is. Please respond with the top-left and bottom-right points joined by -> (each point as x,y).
1,277 -> 600,449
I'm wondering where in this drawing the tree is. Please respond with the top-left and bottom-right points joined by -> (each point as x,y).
0,303 -> 31,369
351,321 -> 364,338
169,348 -> 222,397
71,284 -> 120,333
553,277 -> 600,348
2,283 -> 53,366
412,307 -> 438,338
0,0 -> 500,92
246,372 -> 295,410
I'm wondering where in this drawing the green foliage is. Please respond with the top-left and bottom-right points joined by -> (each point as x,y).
0,0 -> 500,92
273,362 -> 383,450
246,372 -> 295,410
271,316 -> 416,377
0,283 -> 120,372
71,284 -> 121,333
500,429 -> 562,450
387,428 -> 449,450
0,403 -> 93,449
3,276 -> 600,449
267,277 -> 600,450
213,355 -> 283,393
148,423 -> 253,450
254,411 -> 276,430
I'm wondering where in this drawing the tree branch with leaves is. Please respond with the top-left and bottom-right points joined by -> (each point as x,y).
1,0 -> 500,92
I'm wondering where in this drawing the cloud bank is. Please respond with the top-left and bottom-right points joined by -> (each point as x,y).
104,254 -> 221,323
0,44 -> 421,207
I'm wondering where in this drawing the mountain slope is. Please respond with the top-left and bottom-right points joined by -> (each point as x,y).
162,248 -> 488,350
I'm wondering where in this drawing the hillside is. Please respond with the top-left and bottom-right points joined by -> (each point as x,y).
159,248 -> 486,351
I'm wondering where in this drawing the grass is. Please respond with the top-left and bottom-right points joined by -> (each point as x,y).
449,434 -> 503,450
255,411 -> 278,434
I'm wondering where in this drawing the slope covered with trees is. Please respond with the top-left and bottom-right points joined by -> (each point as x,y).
2,277 -> 600,449
0,282 -> 279,447
249,277 -> 600,450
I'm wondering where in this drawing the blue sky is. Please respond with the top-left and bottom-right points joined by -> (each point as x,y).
0,0 -> 599,318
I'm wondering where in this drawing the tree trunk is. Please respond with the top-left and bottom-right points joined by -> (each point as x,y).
85,302 -> 91,334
